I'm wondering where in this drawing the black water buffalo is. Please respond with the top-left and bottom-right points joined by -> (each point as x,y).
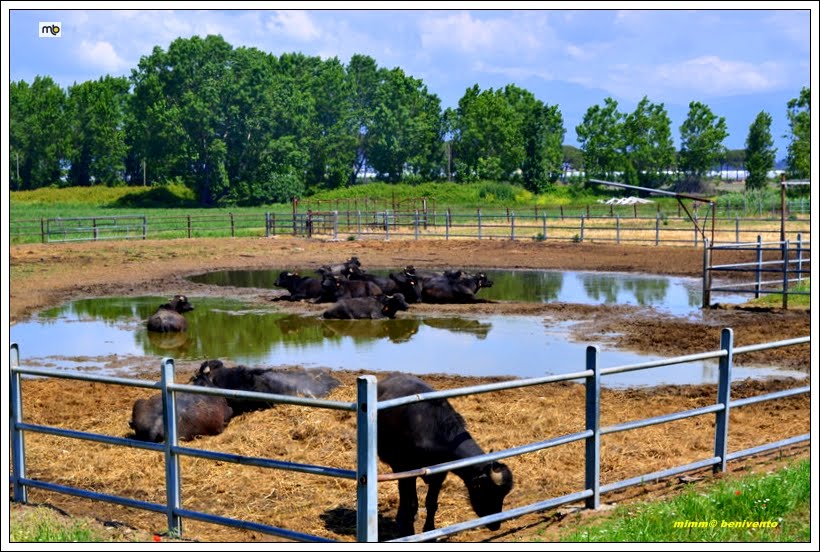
315,256 -> 362,278
377,373 -> 514,537
193,360 -> 342,415
347,266 -> 423,304
129,369 -> 232,442
273,271 -> 323,301
146,295 -> 194,332
322,293 -> 410,320
421,271 -> 493,303
316,274 -> 383,303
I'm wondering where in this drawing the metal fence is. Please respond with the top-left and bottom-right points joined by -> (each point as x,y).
703,236 -> 811,308
9,331 -> 810,542
10,210 -> 811,246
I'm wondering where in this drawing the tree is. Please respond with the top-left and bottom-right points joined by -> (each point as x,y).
67,76 -> 130,186
576,97 -> 625,181
622,96 -> 675,188
346,54 -> 380,184
678,101 -> 728,179
785,87 -> 810,179
367,67 -> 443,183
744,111 -> 776,190
9,76 -> 70,189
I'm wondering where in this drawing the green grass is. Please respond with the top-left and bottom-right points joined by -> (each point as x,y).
558,459 -> 810,542
11,508 -> 100,542
747,279 -> 811,309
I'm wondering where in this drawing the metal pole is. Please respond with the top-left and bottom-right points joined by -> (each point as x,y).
445,209 -> 450,241
357,211 -> 362,240
796,233 -> 803,282
735,216 -> 739,243
187,215 -> 192,239
510,212 -> 515,241
580,215 -> 585,242
230,213 -> 235,237
616,214 -> 620,245
755,235 -> 763,298
477,209 -> 482,240
780,176 -> 786,243
333,211 -> 339,241
655,213 -> 660,246
10,343 -> 28,503
702,239 -> 712,308
542,213 -> 547,240
356,376 -> 379,542
713,328 -> 734,473
782,240 -> 790,309
265,212 -> 270,238
414,210 -> 419,240
584,345 -> 600,509
161,358 -> 183,536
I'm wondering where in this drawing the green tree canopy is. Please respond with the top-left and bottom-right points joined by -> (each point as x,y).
744,111 -> 776,190
785,87 -> 810,179
678,101 -> 729,178
622,96 -> 675,188
576,97 -> 624,181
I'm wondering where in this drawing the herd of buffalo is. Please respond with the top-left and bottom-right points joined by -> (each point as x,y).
135,258 -> 510,536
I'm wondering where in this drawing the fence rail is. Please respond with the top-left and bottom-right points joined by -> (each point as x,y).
703,236 -> 811,308
10,209 -> 811,246
9,330 -> 809,542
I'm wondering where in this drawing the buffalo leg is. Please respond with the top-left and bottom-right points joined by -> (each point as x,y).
421,472 -> 447,533
396,477 -> 418,537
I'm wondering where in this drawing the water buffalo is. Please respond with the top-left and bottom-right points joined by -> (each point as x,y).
193,360 -> 342,415
316,274 -> 383,303
377,373 -> 514,537
146,295 -> 194,332
347,266 -> 423,304
421,271 -> 493,303
322,293 -> 410,320
315,256 -> 362,278
273,271 -> 323,301
129,369 -> 232,442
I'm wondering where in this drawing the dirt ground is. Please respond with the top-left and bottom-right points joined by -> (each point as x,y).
7,237 -> 813,542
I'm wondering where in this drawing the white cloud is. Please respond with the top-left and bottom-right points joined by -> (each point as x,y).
654,56 -> 784,94
266,10 -> 321,41
76,40 -> 129,73
419,11 -> 541,55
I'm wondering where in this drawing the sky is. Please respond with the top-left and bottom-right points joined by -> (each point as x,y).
2,3 -> 817,158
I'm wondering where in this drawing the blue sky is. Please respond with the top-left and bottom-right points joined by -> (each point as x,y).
4,4 -> 816,158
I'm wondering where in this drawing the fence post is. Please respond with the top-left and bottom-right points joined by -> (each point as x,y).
187,215 -> 192,239
693,214 -> 698,246
10,343 -> 27,503
384,211 -> 390,241
230,213 -> 235,237
584,345 -> 600,509
580,215 -> 585,242
796,233 -> 803,282
265,212 -> 270,238
445,209 -> 450,241
782,239 -> 790,309
356,376 -> 379,542
735,216 -> 740,243
655,213 -> 660,246
414,210 -> 419,240
161,358 -> 183,537
41,217 -> 46,243
93,218 -> 98,241
477,209 -> 482,240
755,235 -> 763,298
510,212 -> 515,241
616,214 -> 620,245
702,239 -> 712,308
357,211 -> 362,240
542,213 -> 547,241
713,328 -> 734,473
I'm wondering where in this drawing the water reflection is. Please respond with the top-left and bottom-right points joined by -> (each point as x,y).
10,296 -> 804,388
189,268 -> 744,315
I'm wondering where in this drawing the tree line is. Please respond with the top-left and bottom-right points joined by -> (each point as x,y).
9,34 -> 811,205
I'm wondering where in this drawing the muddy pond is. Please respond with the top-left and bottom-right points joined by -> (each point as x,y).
10,269 -> 804,388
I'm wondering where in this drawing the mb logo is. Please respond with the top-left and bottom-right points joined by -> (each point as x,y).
39,22 -> 62,38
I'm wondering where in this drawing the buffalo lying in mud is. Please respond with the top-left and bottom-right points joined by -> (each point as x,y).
146,295 -> 194,332
322,293 -> 410,320
376,373 -> 514,537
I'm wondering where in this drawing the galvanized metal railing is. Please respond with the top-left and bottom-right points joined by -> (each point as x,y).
703,235 -> 811,308
9,330 -> 810,542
